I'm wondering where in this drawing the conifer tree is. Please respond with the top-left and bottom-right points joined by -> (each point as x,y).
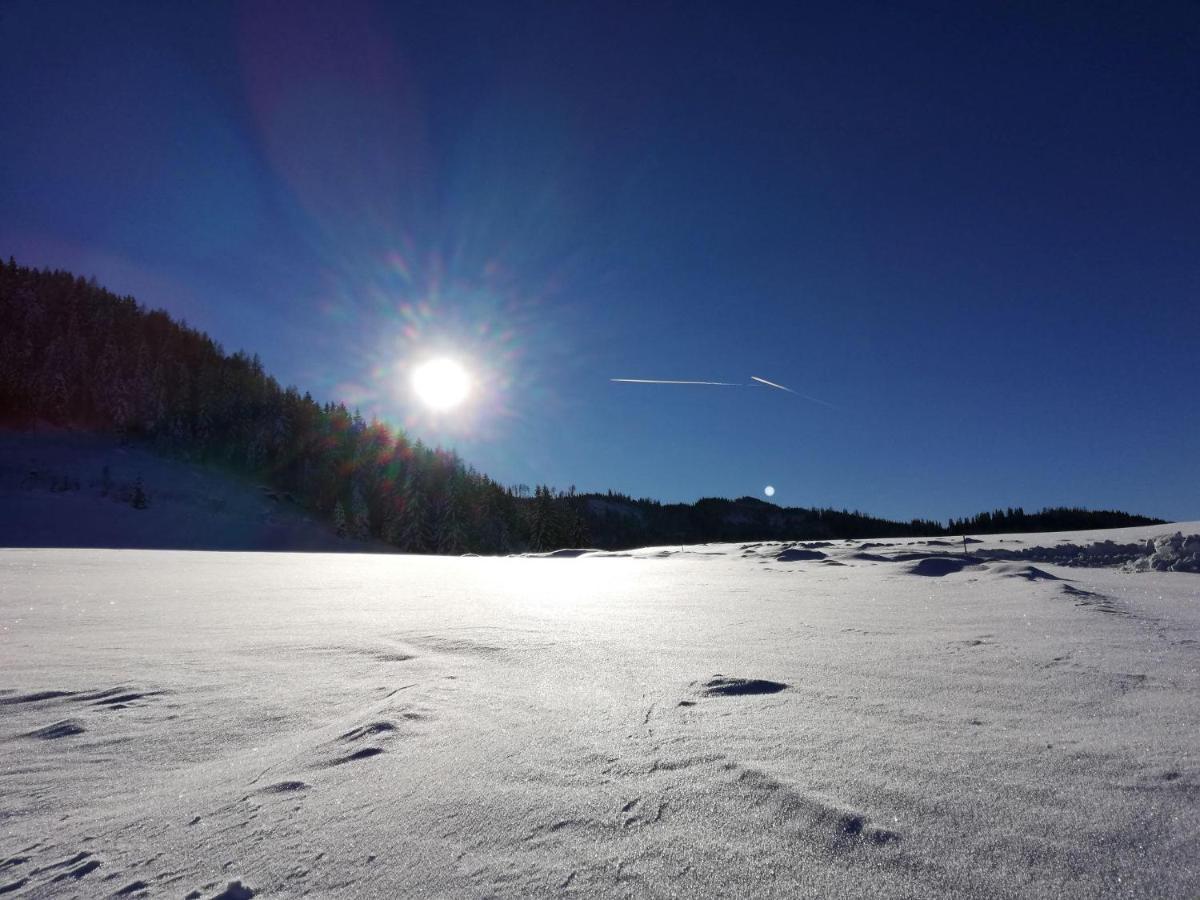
131,474 -> 148,510
399,481 -> 425,553
351,483 -> 371,541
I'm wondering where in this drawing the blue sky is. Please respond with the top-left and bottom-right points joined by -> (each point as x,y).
2,1 -> 1197,522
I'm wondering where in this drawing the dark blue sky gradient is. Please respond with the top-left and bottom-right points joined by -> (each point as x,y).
2,1 -> 1197,521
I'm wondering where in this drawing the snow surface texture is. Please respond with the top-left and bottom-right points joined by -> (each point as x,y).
0,430 -> 372,551
2,524 -> 1199,897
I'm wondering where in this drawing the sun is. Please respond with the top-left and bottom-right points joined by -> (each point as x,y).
412,357 -> 471,411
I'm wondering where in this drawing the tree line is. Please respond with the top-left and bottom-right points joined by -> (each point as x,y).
567,493 -> 1161,548
946,506 -> 1161,536
0,259 -> 1163,552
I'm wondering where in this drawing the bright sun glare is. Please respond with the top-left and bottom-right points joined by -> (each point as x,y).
412,357 -> 471,411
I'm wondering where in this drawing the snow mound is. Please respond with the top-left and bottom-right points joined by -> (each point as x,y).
1127,532 -> 1200,573
776,547 -> 827,562
906,557 -> 976,576
988,563 -> 1062,581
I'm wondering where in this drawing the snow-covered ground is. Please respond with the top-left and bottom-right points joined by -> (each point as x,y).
2,524 -> 1199,898
0,430 -> 371,552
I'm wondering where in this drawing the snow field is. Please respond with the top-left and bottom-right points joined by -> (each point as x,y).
1,525 -> 1198,897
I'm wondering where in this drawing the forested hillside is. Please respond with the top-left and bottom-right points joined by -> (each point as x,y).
0,260 -> 548,554
0,260 -> 1164,552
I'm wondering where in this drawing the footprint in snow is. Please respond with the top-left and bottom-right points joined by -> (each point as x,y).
257,781 -> 308,795
339,721 -> 398,742
185,881 -> 255,900
0,690 -> 77,705
26,719 -> 85,739
326,747 -> 385,766
701,676 -> 788,697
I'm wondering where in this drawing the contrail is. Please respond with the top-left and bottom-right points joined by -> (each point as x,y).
611,378 -> 743,386
750,375 -> 794,393
611,375 -> 837,409
752,375 -> 837,409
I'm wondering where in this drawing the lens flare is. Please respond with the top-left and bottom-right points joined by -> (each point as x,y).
412,357 -> 470,411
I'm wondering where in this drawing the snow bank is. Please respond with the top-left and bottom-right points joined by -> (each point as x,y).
962,530 -> 1200,573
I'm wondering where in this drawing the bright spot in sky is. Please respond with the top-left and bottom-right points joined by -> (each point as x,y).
412,357 -> 471,411
764,485 -> 776,497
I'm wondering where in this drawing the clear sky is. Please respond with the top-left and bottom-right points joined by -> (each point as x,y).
2,1 -> 1197,522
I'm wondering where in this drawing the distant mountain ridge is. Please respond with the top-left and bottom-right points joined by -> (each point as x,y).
0,259 -> 1165,552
